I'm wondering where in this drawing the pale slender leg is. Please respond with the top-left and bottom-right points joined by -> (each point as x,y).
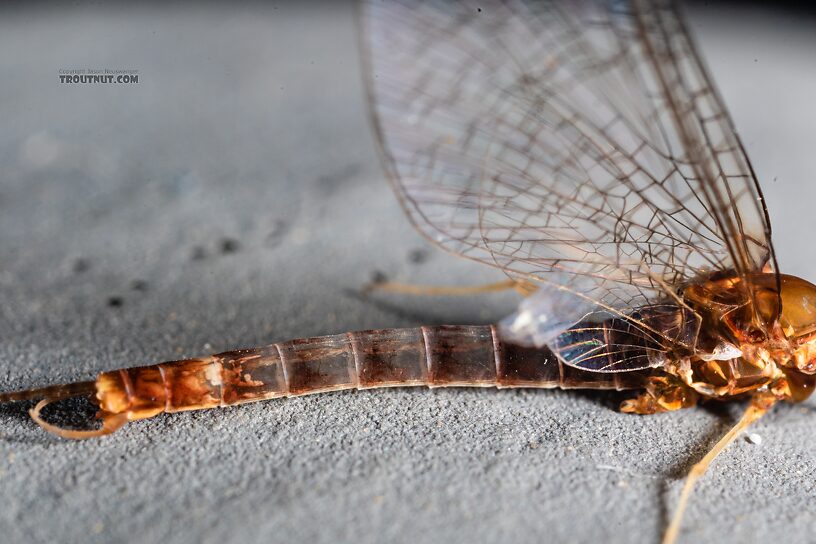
364,278 -> 536,297
662,401 -> 772,544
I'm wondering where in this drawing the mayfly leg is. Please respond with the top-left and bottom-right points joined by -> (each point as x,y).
662,399 -> 774,544
363,278 -> 537,297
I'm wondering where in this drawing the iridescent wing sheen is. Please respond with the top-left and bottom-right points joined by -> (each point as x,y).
362,0 -> 777,371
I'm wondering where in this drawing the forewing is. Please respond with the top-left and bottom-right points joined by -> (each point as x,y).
363,0 -> 776,370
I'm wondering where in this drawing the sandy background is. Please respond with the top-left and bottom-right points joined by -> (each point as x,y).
0,3 -> 815,543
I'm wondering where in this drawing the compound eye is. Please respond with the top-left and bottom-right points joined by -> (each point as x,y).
777,275 -> 816,339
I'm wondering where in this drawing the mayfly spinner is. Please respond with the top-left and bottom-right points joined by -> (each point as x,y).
2,2 -> 811,543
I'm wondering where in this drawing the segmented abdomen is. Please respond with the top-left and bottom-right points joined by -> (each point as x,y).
96,326 -> 650,418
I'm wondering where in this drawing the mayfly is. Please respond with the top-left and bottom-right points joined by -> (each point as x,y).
1,1 -> 812,543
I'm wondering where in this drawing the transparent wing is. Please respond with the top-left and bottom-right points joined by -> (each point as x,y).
362,0 -> 777,370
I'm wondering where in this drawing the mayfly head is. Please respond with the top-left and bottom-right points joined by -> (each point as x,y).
770,274 -> 816,373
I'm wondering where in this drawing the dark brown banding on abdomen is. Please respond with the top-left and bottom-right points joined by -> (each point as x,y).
495,339 -> 561,388
97,326 -> 650,418
422,325 -> 497,386
350,328 -> 428,388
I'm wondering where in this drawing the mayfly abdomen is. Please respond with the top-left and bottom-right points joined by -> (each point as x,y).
93,325 -> 649,421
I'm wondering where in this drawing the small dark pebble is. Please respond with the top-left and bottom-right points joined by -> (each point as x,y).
191,246 -> 207,260
408,248 -> 429,264
220,238 -> 240,254
370,270 -> 388,284
131,280 -> 148,292
72,258 -> 90,273
107,296 -> 124,308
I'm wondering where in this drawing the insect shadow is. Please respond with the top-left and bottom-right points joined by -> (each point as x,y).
0,396 -> 98,444
344,286 -> 498,326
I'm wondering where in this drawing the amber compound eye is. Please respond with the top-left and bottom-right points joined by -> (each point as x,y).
784,366 -> 816,401
770,274 -> 816,340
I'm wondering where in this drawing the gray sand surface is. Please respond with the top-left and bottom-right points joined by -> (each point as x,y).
1,3 -> 815,543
